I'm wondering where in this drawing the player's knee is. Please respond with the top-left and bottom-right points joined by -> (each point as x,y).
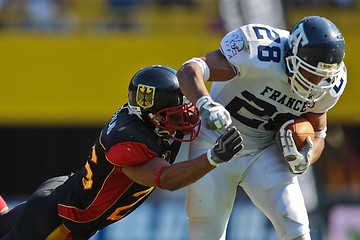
186,177 -> 220,219
275,196 -> 310,239
186,188 -> 215,219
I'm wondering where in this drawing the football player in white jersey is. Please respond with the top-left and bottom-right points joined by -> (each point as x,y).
176,16 -> 346,240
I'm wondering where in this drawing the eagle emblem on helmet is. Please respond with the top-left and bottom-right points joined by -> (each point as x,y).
136,84 -> 155,109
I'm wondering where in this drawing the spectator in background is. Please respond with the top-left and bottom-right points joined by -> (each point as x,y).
0,0 -> 26,30
218,0 -> 286,32
104,0 -> 140,31
22,0 -> 79,32
157,0 -> 198,8
283,0 -> 354,8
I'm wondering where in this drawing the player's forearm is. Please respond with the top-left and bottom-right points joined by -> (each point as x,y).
176,63 -> 210,105
159,154 -> 214,191
310,137 -> 325,164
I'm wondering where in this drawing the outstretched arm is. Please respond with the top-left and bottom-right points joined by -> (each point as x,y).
122,127 -> 243,191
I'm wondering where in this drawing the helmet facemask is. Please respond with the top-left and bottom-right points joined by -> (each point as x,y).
286,53 -> 342,102
149,101 -> 200,142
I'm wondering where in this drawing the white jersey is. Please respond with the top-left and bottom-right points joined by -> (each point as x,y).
205,24 -> 347,151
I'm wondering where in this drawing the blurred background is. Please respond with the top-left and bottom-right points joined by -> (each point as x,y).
0,0 -> 359,239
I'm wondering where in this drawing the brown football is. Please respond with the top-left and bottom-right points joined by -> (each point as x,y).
285,117 -> 315,150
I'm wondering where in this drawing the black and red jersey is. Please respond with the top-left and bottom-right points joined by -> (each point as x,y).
56,105 -> 182,237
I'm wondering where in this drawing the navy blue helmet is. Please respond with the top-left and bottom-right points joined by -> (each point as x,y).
285,16 -> 345,102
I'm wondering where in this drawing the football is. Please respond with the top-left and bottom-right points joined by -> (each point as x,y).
284,117 -> 315,150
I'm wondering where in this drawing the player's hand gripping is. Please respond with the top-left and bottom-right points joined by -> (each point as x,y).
276,120 -> 314,174
207,126 -> 243,166
196,96 -> 232,130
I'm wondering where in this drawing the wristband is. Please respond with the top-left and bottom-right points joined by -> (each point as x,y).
182,57 -> 210,81
315,126 -> 327,138
155,165 -> 168,189
196,96 -> 212,110
207,149 -> 220,167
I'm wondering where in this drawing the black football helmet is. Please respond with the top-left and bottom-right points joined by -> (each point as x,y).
285,16 -> 345,102
128,65 -> 200,142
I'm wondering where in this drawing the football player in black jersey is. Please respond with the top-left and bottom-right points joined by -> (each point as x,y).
0,65 -> 243,240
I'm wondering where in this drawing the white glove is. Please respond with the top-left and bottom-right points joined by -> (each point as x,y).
196,96 -> 232,130
276,127 -> 314,174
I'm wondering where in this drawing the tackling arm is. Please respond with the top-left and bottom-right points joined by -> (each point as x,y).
122,127 -> 243,191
